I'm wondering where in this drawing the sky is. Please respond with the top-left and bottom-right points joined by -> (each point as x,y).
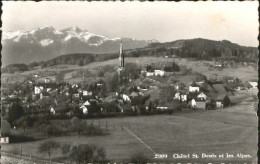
2,1 -> 259,47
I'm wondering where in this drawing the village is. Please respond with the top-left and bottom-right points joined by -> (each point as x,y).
1,43 -> 258,140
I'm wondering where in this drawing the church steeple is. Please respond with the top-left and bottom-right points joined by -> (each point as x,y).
119,40 -> 124,68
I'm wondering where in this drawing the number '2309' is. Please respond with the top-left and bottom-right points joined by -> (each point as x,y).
154,154 -> 168,159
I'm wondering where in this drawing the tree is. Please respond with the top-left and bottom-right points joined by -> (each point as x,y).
159,86 -> 176,103
38,140 -> 60,162
1,119 -> 11,137
108,73 -> 119,92
16,115 -> 36,131
130,152 -> 149,164
124,63 -> 140,79
68,144 -> 106,163
7,103 -> 24,127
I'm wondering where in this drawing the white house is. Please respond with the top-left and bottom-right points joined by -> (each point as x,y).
122,94 -> 131,102
50,107 -> 55,115
216,101 -> 223,108
34,86 -> 44,94
156,106 -> 168,110
72,84 -> 79,88
174,92 -> 181,100
191,99 -> 196,108
45,78 -> 51,83
146,72 -> 154,77
197,92 -> 207,101
174,92 -> 187,102
46,88 -> 52,92
83,100 -> 90,106
154,70 -> 165,76
189,82 -> 200,92
1,137 -> 9,144
80,106 -> 88,114
175,85 -> 179,90
249,80 -> 258,89
83,90 -> 92,96
181,94 -> 187,102
73,93 -> 80,98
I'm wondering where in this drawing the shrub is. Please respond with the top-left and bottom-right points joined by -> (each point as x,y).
68,144 -> 106,163
9,134 -> 36,143
129,153 -> 149,164
45,125 -> 65,136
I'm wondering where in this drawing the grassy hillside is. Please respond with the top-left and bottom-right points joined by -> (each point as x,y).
1,57 -> 257,86
2,38 -> 257,74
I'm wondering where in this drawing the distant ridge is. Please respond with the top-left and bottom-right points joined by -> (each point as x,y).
2,26 -> 157,65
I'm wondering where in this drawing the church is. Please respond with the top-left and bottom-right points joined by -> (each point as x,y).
117,40 -> 125,81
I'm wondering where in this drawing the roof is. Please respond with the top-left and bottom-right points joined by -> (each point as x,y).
249,79 -> 258,82
190,81 -> 199,87
212,84 -> 226,95
216,94 -> 229,101
129,92 -> 139,97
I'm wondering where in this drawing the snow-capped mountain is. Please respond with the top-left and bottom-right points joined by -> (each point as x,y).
2,26 -> 157,65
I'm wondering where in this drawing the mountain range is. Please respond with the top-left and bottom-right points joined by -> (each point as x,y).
2,26 -> 157,65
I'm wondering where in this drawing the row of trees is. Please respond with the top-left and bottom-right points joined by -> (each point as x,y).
38,140 -> 106,163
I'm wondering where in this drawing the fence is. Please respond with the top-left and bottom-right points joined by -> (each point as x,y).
1,151 -> 63,164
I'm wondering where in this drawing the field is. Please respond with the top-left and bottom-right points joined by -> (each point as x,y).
1,57 -> 258,163
1,57 -> 257,85
1,90 -> 257,163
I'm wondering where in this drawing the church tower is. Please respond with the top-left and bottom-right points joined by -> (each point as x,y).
118,40 -> 124,85
119,40 -> 124,68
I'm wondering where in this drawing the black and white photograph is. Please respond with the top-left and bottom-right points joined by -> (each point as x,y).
0,1 -> 258,164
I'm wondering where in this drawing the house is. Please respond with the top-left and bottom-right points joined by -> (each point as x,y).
154,70 -> 165,76
196,101 -> 206,109
83,90 -> 92,96
248,80 -> 258,89
197,92 -> 207,101
45,78 -> 51,83
80,105 -> 88,114
83,100 -> 90,106
40,91 -> 50,99
189,82 -> 200,92
146,72 -> 154,77
141,68 -> 147,74
129,91 -> 139,98
156,106 -> 168,111
214,63 -> 223,68
122,94 -> 131,102
191,99 -> 196,108
174,92 -> 181,100
72,84 -> 79,88
195,98 -> 206,109
73,93 -> 80,98
223,76 -> 240,83
175,85 -> 179,90
215,95 -> 230,108
0,137 -> 9,144
35,86 -> 44,94
181,94 -> 187,102
50,106 -> 55,115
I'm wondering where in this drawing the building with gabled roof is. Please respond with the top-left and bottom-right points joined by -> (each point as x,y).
189,81 -> 200,92
215,94 -> 230,108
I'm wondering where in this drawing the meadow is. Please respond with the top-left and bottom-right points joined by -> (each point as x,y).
2,57 -> 257,85
2,90 -> 257,163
